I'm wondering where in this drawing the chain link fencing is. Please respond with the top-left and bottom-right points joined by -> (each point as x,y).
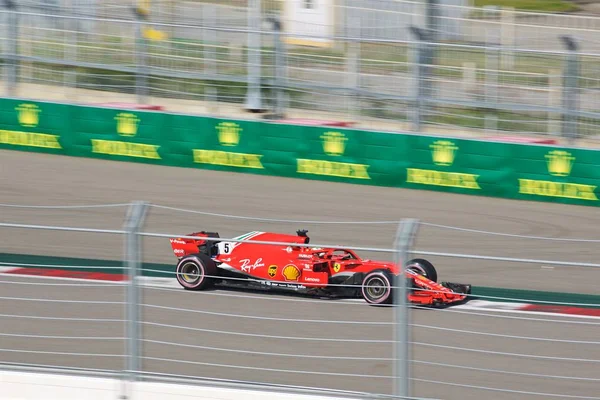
1,202 -> 599,399
1,1 -> 600,144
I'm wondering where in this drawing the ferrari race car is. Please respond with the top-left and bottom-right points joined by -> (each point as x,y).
169,230 -> 471,306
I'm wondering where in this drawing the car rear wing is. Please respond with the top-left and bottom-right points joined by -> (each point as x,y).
169,231 -> 220,259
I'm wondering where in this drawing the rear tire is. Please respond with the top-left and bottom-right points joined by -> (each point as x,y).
176,253 -> 218,290
361,270 -> 394,305
406,258 -> 437,282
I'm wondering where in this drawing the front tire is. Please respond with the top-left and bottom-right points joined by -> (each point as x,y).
176,253 -> 218,290
361,270 -> 394,305
406,258 -> 437,282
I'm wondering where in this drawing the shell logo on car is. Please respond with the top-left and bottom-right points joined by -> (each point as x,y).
282,264 -> 300,281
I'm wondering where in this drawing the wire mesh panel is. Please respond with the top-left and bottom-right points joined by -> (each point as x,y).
410,305 -> 600,399
0,275 -> 126,372
136,204 -> 600,399
139,285 -> 399,395
3,1 -> 600,141
137,204 -> 406,395
1,201 -> 600,399
405,221 -> 600,398
0,204 -> 131,374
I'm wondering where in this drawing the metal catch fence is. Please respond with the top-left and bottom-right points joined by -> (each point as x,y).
1,1 -> 600,144
1,201 -> 599,399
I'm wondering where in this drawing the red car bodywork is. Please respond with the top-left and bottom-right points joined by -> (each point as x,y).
170,230 -> 470,306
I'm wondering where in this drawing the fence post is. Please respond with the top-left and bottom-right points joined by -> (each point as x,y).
560,35 -> 579,144
500,7 -> 515,70
204,4 -> 218,109
4,0 -> 18,97
204,4 -> 217,77
424,0 -> 438,120
393,218 -> 420,399
462,62 -> 477,97
64,0 -> 78,96
425,0 -> 439,44
133,6 -> 149,104
547,69 -> 562,136
268,15 -> 286,118
484,6 -> 500,134
345,14 -> 360,120
409,26 -> 427,132
245,0 -> 263,112
122,201 -> 149,399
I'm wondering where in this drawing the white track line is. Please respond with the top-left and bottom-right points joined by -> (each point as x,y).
1,270 -> 599,319
453,301 -> 600,320
0,271 -> 180,288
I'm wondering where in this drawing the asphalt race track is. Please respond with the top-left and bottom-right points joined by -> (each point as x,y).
2,150 -> 600,399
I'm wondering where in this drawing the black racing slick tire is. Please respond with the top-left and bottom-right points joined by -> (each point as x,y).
176,253 -> 218,290
406,258 -> 437,283
361,270 -> 394,305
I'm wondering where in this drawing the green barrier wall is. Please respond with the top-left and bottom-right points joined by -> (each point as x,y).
1,99 -> 599,206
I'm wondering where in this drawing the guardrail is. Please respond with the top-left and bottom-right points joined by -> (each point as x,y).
3,2 -> 600,140
1,202 -> 599,399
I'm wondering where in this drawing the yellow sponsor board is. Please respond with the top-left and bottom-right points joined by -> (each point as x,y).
519,179 -> 597,201
406,140 -> 480,190
406,168 -> 481,190
193,149 -> 264,169
297,159 -> 371,180
297,130 -> 370,179
91,139 -> 161,159
519,150 -> 598,201
2,103 -> 61,149
0,130 -> 61,149
193,121 -> 263,169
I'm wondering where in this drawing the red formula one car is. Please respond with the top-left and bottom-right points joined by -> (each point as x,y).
169,230 -> 471,306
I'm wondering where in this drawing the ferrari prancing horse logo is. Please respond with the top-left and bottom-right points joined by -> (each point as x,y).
333,262 -> 341,273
